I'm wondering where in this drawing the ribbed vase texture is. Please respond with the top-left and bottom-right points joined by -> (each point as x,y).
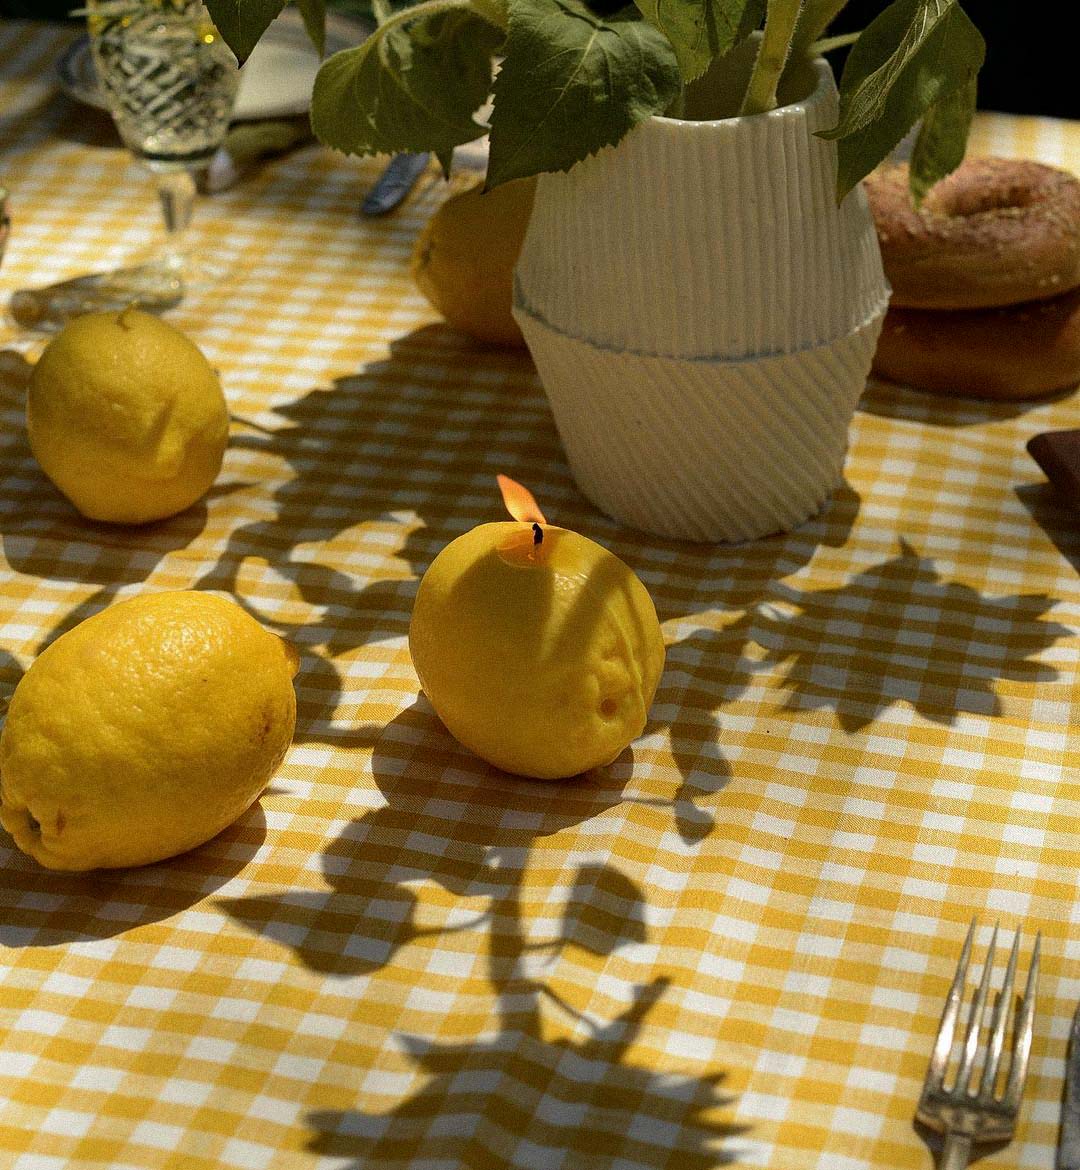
513,57 -> 890,543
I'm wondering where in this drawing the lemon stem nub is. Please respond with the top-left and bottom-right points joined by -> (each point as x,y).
532,523 -> 543,546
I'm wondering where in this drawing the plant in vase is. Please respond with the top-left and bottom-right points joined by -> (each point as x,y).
207,0 -> 983,541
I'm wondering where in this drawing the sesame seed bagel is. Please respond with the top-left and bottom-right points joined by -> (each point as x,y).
866,158 -> 1080,310
871,285 -> 1080,401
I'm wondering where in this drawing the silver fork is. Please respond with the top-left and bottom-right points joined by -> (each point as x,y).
917,919 -> 1040,1170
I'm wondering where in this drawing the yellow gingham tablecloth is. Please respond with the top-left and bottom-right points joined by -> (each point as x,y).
2,19 -> 1080,1170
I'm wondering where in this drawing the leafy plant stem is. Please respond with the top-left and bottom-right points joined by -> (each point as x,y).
667,86 -> 687,119
740,0 -> 803,115
808,29 -> 859,55
790,0 -> 847,55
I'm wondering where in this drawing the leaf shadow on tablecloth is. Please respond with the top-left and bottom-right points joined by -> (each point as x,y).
743,536 -> 1069,732
642,479 -> 861,839
221,698 -> 744,1167
222,697 -> 651,977
644,464 -> 1070,738
305,980 -> 744,1170
0,493 -> 233,654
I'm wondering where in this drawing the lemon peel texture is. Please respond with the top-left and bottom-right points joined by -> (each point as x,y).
27,308 -> 229,524
411,176 -> 535,348
0,590 -> 298,871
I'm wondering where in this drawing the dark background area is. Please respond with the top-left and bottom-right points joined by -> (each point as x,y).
828,2 -> 1078,120
1,1 -> 1075,120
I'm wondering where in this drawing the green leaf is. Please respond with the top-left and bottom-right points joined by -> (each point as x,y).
908,74 -> 976,203
470,0 -> 510,27
820,0 -> 984,200
296,0 -> 327,55
203,0 -> 289,63
310,5 -> 501,159
632,0 -> 758,81
486,0 -> 681,186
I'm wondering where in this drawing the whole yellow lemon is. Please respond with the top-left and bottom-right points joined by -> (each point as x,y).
411,175 -> 535,347
0,591 -> 298,871
27,308 -> 229,524
409,523 -> 665,779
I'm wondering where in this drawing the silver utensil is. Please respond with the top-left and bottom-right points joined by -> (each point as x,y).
360,152 -> 430,215
917,919 -> 1039,1170
9,263 -> 182,332
1058,1005 -> 1080,1169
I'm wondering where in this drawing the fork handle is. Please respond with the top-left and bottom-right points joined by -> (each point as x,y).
940,1132 -> 973,1170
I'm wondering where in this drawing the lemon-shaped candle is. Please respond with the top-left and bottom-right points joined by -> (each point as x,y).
409,478 -> 665,779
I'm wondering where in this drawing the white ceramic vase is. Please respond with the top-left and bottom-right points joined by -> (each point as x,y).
512,43 -> 890,543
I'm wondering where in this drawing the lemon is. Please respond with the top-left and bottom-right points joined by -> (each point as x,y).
409,522 -> 665,779
0,591 -> 298,871
411,175 -> 535,347
27,308 -> 229,524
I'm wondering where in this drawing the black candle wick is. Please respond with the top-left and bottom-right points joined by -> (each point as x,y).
532,522 -> 543,545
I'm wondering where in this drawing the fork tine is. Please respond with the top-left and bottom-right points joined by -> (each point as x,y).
979,929 -> 1020,1100
1003,931 -> 1040,1111
955,922 -> 998,1094
924,918 -> 976,1095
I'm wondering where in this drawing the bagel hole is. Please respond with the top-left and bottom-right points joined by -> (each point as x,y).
943,183 -> 1038,218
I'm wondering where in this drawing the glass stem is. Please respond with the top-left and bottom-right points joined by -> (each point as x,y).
156,168 -> 198,271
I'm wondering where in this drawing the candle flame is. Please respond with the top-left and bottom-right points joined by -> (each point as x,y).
496,475 -> 547,525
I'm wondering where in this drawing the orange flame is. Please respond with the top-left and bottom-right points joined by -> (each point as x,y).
496,475 -> 547,525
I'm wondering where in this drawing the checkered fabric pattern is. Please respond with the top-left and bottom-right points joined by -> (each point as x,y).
2,19 -> 1080,1169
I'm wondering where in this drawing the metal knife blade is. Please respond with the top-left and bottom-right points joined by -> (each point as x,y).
1058,1005 -> 1080,1170
360,152 -> 431,216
